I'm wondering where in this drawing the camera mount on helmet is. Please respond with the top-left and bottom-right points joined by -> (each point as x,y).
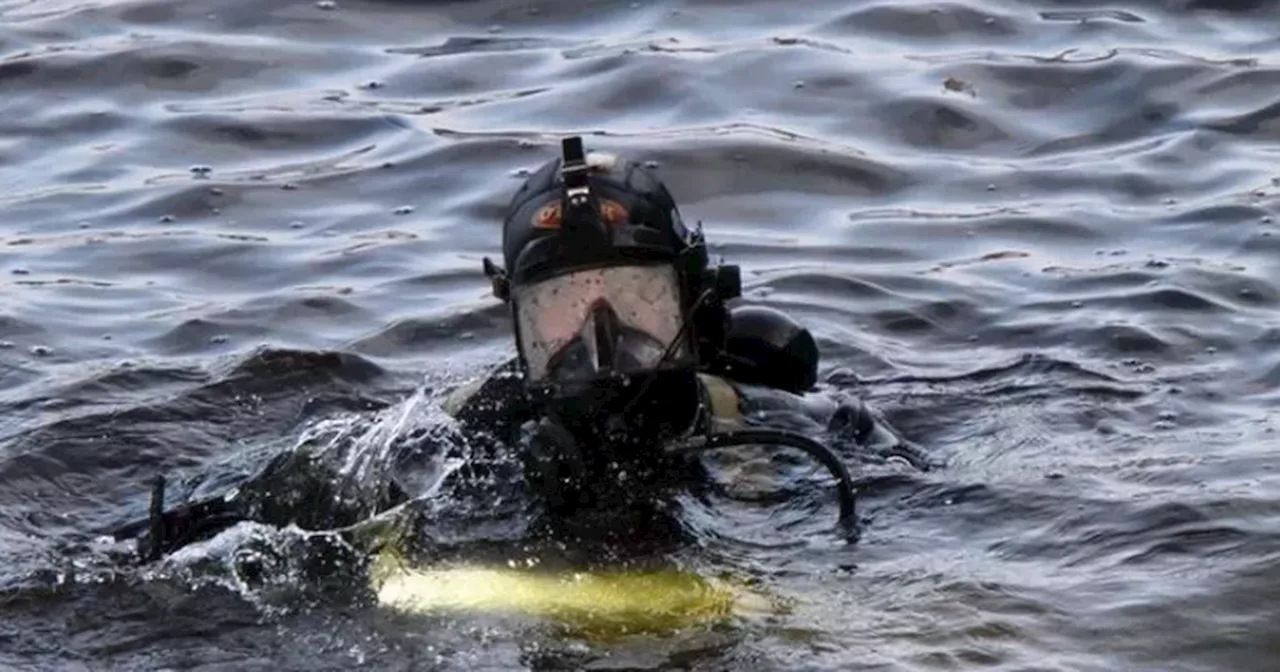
559,136 -> 592,214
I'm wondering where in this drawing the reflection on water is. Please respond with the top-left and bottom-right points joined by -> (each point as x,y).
2,0 -> 1280,670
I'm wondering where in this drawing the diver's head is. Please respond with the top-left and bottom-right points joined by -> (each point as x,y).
483,137 -> 741,442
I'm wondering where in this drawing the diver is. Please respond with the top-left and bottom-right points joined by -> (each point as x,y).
112,137 -> 932,565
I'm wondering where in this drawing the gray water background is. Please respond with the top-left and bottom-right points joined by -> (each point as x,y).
2,0 -> 1279,670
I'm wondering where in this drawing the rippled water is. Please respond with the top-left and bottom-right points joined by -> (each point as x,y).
3,0 -> 1280,669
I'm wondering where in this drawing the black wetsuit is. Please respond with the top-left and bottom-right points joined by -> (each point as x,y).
115,356 -> 930,563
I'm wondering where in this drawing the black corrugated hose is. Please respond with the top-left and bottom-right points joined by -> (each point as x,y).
665,428 -> 860,540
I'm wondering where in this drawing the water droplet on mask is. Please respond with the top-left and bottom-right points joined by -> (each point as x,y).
281,182 -> 299,191
209,187 -> 224,196
394,206 -> 414,215
158,215 -> 175,223
30,345 -> 51,357
290,221 -> 305,229
11,268 -> 28,275
190,165 -> 212,176
210,334 -> 229,344
316,0 -> 337,9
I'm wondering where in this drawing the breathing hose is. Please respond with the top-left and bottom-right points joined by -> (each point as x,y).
665,428 -> 860,539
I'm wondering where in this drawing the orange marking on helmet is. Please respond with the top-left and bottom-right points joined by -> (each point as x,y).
531,199 -> 629,230
532,202 -> 562,230
600,199 -> 629,225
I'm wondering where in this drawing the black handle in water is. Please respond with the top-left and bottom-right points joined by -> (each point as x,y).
145,474 -> 166,562
666,429 -> 860,539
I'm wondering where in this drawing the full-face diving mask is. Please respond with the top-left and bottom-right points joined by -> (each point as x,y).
485,136 -> 742,404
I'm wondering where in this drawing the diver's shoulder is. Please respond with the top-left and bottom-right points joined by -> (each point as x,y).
441,357 -> 526,423
696,370 -> 835,427
698,369 -> 879,432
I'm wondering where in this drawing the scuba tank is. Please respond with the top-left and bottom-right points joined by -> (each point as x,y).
711,304 -> 820,394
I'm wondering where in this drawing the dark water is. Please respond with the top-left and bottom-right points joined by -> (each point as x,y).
3,0 -> 1280,669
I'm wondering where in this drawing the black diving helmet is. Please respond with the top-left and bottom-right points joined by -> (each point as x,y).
484,136 -> 739,403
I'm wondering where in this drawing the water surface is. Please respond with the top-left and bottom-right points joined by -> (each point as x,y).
2,0 -> 1279,670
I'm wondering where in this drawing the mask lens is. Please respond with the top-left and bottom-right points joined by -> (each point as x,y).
513,265 -> 687,383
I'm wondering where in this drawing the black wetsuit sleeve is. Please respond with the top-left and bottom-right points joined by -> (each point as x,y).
113,359 -> 534,563
113,444 -> 390,562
